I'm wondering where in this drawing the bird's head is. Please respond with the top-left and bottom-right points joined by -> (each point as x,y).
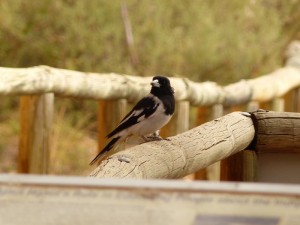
150,75 -> 174,96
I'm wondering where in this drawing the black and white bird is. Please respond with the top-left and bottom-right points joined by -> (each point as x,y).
90,75 -> 175,165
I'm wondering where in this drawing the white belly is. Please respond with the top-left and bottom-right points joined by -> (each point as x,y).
119,103 -> 172,136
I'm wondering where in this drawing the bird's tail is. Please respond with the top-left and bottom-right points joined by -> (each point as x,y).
89,136 -> 121,165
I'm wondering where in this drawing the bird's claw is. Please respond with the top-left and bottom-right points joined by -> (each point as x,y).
142,134 -> 171,142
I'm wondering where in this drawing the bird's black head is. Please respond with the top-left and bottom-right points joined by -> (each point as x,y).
150,75 -> 174,96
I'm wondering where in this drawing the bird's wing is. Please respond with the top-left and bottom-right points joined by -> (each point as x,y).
89,136 -> 120,165
107,96 -> 159,138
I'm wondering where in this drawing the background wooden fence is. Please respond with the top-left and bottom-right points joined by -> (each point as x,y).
0,41 -> 299,179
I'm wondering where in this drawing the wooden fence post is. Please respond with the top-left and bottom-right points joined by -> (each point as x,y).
18,93 -> 54,174
293,88 -> 300,112
284,87 -> 300,113
247,101 -> 259,112
272,98 -> 285,111
175,101 -> 190,134
160,101 -> 189,137
98,99 -> 127,152
220,150 -> 257,182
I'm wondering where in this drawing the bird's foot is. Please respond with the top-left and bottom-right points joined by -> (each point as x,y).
145,135 -> 164,141
117,155 -> 131,163
152,130 -> 171,141
142,131 -> 168,142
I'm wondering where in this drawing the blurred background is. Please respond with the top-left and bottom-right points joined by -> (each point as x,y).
0,0 -> 299,175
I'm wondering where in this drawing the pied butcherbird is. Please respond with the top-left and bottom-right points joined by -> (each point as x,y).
90,75 -> 175,165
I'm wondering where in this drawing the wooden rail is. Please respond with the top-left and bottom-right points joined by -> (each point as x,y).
0,63 -> 299,106
0,41 -> 299,177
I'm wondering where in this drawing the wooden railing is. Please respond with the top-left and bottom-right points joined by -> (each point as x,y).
0,41 -> 300,178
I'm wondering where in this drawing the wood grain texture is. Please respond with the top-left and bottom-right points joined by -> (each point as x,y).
90,112 -> 255,179
252,111 -> 300,153
18,94 -> 54,174
199,104 -> 224,181
98,99 -> 127,151
221,150 -> 257,182
221,151 -> 244,181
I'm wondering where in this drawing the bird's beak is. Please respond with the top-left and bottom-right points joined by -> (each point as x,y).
151,79 -> 160,87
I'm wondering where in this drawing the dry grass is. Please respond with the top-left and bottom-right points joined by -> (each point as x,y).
49,99 -> 98,176
0,112 -> 19,173
0,98 -> 99,176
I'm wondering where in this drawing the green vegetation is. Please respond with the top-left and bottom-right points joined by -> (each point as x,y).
0,0 -> 299,174
1,0 -> 299,82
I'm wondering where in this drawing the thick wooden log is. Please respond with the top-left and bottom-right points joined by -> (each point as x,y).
0,40 -> 299,107
252,111 -> 300,153
18,93 -> 54,174
0,66 -> 223,105
248,67 -> 300,102
90,112 -> 255,179
223,80 -> 252,106
0,65 -> 297,105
